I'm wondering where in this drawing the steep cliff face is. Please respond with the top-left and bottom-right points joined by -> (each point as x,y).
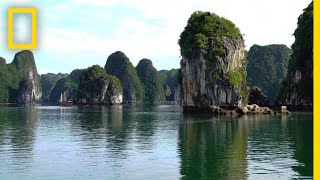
0,50 -> 41,103
78,65 -> 123,105
178,11 -> 248,111
14,51 -> 42,103
278,2 -> 313,106
105,51 -> 143,103
247,44 -> 291,104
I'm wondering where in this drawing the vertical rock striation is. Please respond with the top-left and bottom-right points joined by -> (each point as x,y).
178,11 -> 248,111
11,50 -> 42,103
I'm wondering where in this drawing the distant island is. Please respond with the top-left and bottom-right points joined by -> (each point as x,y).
0,1 -> 313,113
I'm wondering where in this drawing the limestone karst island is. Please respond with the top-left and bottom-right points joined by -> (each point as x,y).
0,1 -> 313,179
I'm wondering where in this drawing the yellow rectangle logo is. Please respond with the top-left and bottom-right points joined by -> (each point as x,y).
8,8 -> 37,49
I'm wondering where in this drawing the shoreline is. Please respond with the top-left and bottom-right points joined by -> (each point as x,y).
0,103 -> 313,113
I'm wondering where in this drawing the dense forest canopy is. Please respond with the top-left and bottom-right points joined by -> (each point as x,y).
0,50 -> 39,103
136,59 -> 164,103
105,51 -> 144,103
179,11 -> 241,59
247,44 -> 291,104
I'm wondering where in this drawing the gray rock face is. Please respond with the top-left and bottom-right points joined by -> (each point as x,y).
78,78 -> 123,105
13,50 -> 42,104
77,65 -> 123,105
180,36 -> 248,111
283,70 -> 310,106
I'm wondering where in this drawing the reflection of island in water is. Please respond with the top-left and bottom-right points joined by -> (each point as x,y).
178,113 -> 313,179
178,114 -> 248,180
0,105 -> 39,177
0,106 -> 39,155
0,105 -> 313,179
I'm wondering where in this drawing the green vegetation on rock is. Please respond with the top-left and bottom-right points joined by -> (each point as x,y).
159,69 -> 179,101
179,11 -> 248,108
278,1 -> 313,104
49,69 -> 82,102
248,86 -> 269,106
179,11 -> 241,59
41,73 -> 68,102
0,50 -> 41,103
105,51 -> 143,103
0,61 -> 20,102
136,59 -> 165,103
228,70 -> 244,87
247,44 -> 291,104
77,65 -> 122,104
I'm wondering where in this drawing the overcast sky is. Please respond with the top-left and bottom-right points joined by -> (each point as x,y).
0,0 -> 312,74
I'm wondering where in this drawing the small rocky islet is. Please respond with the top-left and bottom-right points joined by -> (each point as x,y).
0,1 -> 313,114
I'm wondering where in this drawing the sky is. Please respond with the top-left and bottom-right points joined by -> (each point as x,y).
0,0 -> 312,74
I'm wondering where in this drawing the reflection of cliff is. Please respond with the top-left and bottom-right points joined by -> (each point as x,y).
285,113 -> 313,176
0,105 -> 38,158
178,114 -> 248,180
75,106 -> 126,142
245,114 -> 313,178
131,105 -> 157,151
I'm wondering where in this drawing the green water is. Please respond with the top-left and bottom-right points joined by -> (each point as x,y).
0,105 -> 313,180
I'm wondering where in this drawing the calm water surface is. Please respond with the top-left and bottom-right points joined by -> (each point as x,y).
0,105 -> 313,180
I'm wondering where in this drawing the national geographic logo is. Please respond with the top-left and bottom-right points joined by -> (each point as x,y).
7,8 -> 37,49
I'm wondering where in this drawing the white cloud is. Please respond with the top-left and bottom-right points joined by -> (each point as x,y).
70,0 -> 119,7
0,0 -> 313,73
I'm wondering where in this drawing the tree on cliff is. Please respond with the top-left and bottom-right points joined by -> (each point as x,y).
277,1 -> 313,105
105,51 -> 143,103
247,44 -> 291,104
179,11 -> 241,60
136,59 -> 165,103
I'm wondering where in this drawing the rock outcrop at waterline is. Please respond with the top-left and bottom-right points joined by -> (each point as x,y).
178,11 -> 248,111
0,50 -> 42,103
77,65 -> 123,105
211,104 -> 274,115
49,66 -> 123,105
105,51 -> 143,103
